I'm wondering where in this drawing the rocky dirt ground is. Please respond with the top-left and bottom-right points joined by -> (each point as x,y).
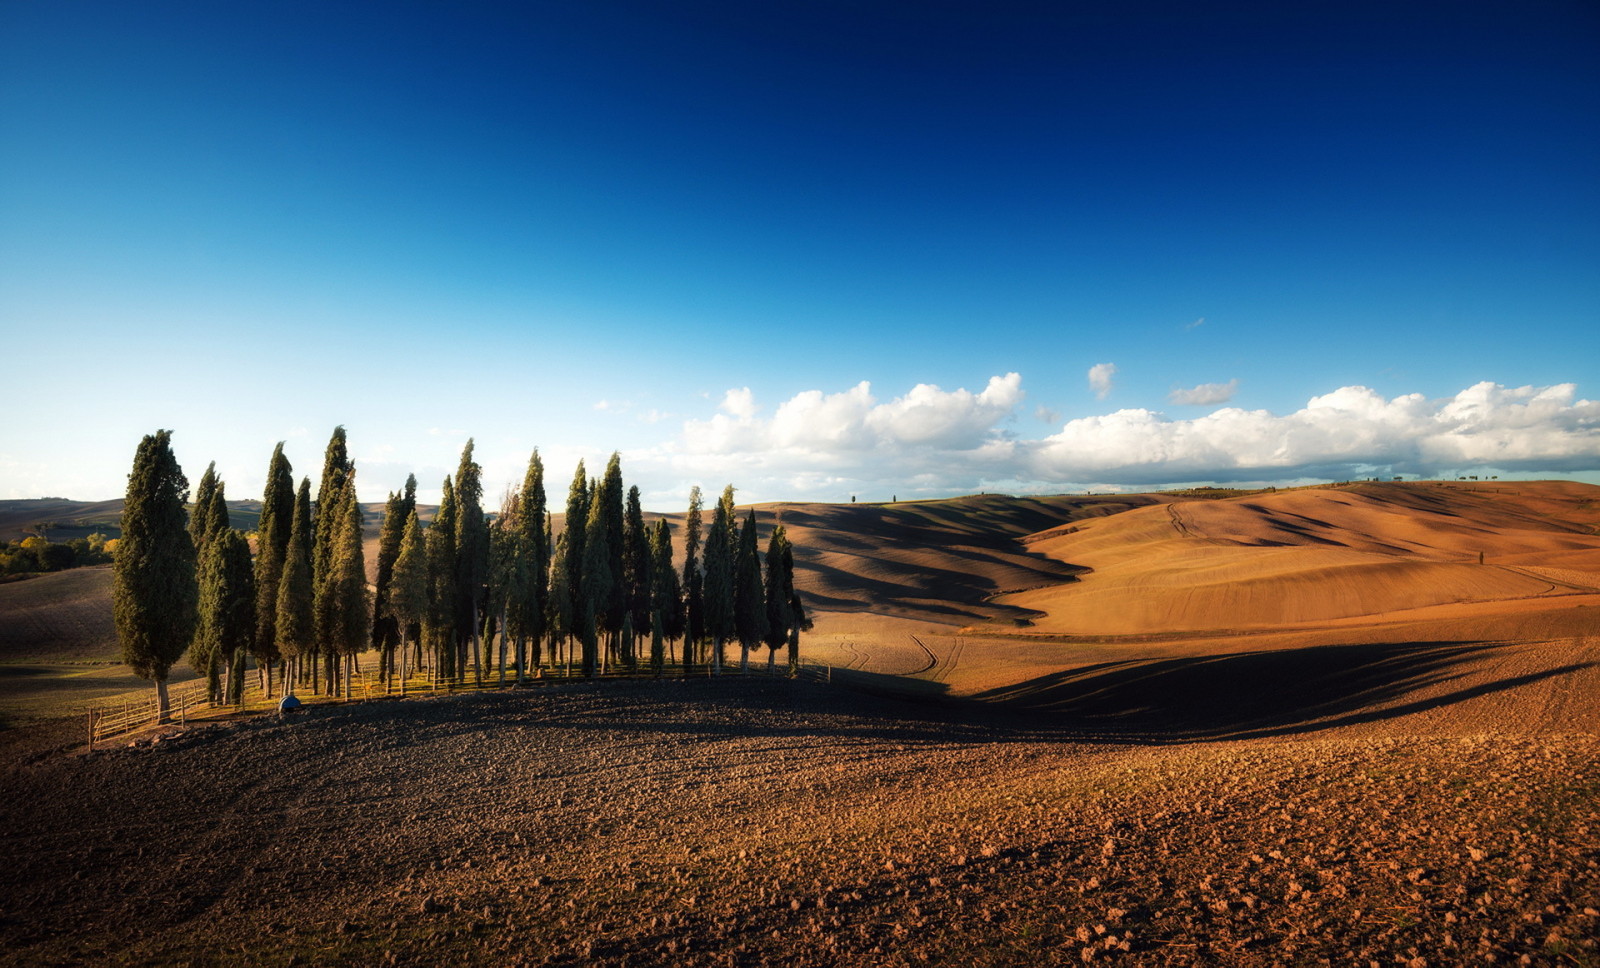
1,676 -> 1597,967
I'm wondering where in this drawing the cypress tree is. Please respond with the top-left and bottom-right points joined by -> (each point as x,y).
426,477 -> 458,683
561,461 -> 589,667
454,441 -> 489,684
189,461 -> 221,553
650,518 -> 684,664
681,486 -> 704,673
580,491 -> 612,677
312,426 -> 353,691
112,428 -> 196,716
196,528 -> 255,703
206,480 -> 229,539
703,485 -> 737,674
327,471 -> 370,697
546,529 -> 572,674
650,608 -> 665,677
513,450 -> 549,675
276,479 -> 315,696
386,508 -> 428,695
372,474 -> 416,679
763,524 -> 799,675
597,453 -> 626,660
488,490 -> 526,683
734,508 -> 768,673
254,442 -> 295,693
113,430 -> 197,722
623,484 -> 650,665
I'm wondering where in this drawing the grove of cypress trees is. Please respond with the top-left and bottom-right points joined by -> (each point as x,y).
113,430 -> 197,722
734,508 -> 768,673
681,486 -> 704,674
254,442 -> 295,695
385,508 -> 428,696
597,454 -> 626,662
276,479 -> 315,696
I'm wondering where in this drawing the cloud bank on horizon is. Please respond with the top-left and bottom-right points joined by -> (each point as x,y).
641,374 -> 1600,502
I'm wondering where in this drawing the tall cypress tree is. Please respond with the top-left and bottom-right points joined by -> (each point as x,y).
454,441 -> 489,684
386,508 -> 428,695
681,486 -> 704,673
426,477 -> 458,683
597,453 -> 626,657
763,524 -> 802,675
312,426 -> 353,691
561,460 -> 588,664
196,527 -> 255,703
276,479 -> 315,696
114,430 -> 197,722
580,490 -> 612,677
254,442 -> 295,692
327,470 -> 370,697
703,485 -> 737,674
650,518 -> 684,663
623,485 -> 651,660
488,496 -> 525,683
371,474 -> 416,679
189,461 -> 221,554
513,450 -> 549,675
734,508 -> 768,673
546,529 -> 572,674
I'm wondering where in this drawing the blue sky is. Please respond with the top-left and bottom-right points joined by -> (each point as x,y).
3,1 -> 1597,508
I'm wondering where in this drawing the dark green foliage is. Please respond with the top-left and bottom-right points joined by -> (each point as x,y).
386,509 -> 428,634
597,453 -> 626,641
453,440 -> 489,678
734,508 -> 768,669
650,518 -> 685,647
195,528 -> 255,700
513,450 -> 549,670
276,479 -> 315,666
113,431 -> 198,696
562,460 -> 588,655
681,486 -> 704,670
426,477 -> 458,680
326,472 -> 370,659
546,528 -> 572,663
650,608 -> 665,676
253,442 -> 295,665
206,481 -> 229,540
764,523 -> 808,673
702,485 -> 737,672
372,474 -> 416,658
580,491 -> 612,676
623,484 -> 651,640
189,462 -> 222,553
312,426 -> 352,591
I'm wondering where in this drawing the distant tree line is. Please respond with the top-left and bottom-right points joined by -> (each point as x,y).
0,533 -> 114,576
114,428 -> 808,721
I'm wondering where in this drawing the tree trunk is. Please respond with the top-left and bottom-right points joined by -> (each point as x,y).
399,629 -> 408,698
740,642 -> 750,674
155,678 -> 170,724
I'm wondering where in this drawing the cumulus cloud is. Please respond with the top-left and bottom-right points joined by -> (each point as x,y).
1030,382 -> 1600,484
1088,362 -> 1117,399
643,377 -> 1599,502
1169,379 -> 1240,406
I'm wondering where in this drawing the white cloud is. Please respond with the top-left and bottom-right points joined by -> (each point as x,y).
1035,405 -> 1061,424
1088,362 -> 1117,399
720,387 -> 757,419
1186,317 -> 1205,330
1169,379 -> 1239,406
643,377 -> 1600,502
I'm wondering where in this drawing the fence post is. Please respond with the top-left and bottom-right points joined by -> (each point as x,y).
88,710 -> 96,751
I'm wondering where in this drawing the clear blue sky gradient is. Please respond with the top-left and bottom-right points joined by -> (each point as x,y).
3,2 -> 1597,506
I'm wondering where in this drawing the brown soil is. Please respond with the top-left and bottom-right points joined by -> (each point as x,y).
2,482 -> 1597,966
